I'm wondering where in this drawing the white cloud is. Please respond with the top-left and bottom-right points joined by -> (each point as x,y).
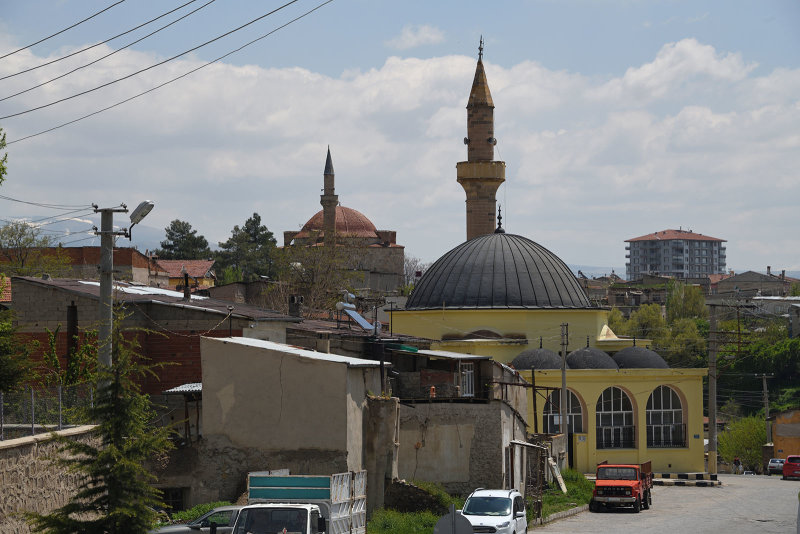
385,24 -> 445,50
0,39 -> 797,273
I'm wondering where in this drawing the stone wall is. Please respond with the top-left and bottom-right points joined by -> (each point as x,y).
0,426 -> 97,534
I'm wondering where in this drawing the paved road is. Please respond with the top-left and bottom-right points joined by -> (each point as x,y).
533,474 -> 799,533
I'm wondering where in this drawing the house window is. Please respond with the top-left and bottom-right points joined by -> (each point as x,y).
646,385 -> 685,447
460,362 -> 475,397
596,387 -> 635,449
543,389 -> 583,434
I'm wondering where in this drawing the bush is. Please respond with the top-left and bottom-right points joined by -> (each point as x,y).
169,501 -> 233,524
541,468 -> 594,518
367,509 -> 440,534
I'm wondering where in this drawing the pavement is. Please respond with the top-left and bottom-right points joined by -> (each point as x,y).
532,474 -> 799,533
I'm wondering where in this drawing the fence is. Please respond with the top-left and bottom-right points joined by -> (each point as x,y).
0,384 -> 95,441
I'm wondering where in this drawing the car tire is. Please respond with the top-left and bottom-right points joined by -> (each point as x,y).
642,490 -> 650,510
632,498 -> 641,513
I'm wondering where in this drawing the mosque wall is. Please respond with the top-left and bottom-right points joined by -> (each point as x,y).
521,368 -> 707,474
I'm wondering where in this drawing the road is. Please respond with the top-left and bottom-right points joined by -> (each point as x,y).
533,474 -> 799,533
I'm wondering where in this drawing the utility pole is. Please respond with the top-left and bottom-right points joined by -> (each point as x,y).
760,374 -> 773,442
94,205 -> 129,369
708,304 -> 718,474
560,323 -> 569,436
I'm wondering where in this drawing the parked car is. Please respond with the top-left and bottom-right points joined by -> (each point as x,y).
151,505 -> 243,534
768,458 -> 785,475
783,455 -> 800,480
459,488 -> 528,534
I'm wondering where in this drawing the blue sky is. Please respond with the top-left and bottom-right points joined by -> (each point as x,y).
0,0 -> 798,273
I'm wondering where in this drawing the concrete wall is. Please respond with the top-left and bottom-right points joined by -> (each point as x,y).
397,401 -> 527,495
521,368 -> 707,474
0,426 -> 97,534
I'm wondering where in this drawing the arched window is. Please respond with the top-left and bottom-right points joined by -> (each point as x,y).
646,386 -> 685,447
543,389 -> 583,434
596,387 -> 635,449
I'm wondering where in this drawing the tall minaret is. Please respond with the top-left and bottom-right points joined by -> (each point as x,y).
457,38 -> 506,240
320,146 -> 338,246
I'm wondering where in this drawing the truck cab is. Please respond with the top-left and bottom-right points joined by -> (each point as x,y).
590,461 -> 653,513
231,504 -> 327,534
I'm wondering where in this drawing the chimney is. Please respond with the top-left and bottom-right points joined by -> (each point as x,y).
182,268 -> 190,301
288,295 -> 304,318
781,270 -> 786,280
767,266 -> 771,276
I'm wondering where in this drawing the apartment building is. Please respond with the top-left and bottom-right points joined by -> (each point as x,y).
625,229 -> 726,280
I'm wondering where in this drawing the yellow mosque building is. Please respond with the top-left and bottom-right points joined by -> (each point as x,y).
391,42 -> 707,474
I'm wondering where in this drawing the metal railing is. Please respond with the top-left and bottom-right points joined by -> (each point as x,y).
647,423 -> 687,448
0,384 -> 95,441
596,425 -> 636,449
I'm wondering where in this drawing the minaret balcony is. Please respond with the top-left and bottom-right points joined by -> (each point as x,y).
456,160 -> 506,182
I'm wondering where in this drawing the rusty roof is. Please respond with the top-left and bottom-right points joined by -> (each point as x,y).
156,259 -> 216,279
626,229 -> 725,242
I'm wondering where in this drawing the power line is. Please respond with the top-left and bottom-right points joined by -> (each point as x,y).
1,0 -> 204,81
8,0 -> 335,144
0,194 -> 93,210
0,1 -> 127,61
1,0 -> 219,102
0,0 -> 303,120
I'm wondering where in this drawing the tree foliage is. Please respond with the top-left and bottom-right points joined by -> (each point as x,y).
665,281 -> 707,322
717,415 -> 766,472
0,126 -> 7,187
0,220 -> 71,277
26,318 -> 173,533
0,310 -> 34,392
624,303 -> 666,341
39,326 -> 97,387
216,213 -> 278,283
155,220 -> 211,260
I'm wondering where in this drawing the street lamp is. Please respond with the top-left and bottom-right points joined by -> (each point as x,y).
95,200 -> 154,369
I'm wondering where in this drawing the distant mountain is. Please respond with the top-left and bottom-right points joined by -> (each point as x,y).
568,264 -> 626,279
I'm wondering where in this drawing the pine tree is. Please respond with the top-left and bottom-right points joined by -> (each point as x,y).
27,319 -> 173,533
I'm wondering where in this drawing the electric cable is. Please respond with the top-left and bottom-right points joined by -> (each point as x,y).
1,0 -> 204,81
1,0 -> 219,102
0,0 -> 303,120
0,1 -> 126,61
0,194 -> 93,210
8,0 -> 335,144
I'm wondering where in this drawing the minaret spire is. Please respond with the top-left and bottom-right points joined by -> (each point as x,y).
320,146 -> 338,247
456,38 -> 506,240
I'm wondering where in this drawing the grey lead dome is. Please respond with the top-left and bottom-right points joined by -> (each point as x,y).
406,233 -> 592,310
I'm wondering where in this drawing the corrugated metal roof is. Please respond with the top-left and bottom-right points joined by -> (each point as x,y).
162,383 -> 202,395
210,337 -> 389,368
414,349 -> 490,360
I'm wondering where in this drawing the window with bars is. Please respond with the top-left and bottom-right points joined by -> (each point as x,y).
596,387 -> 635,449
460,362 -> 475,397
543,389 -> 583,434
646,385 -> 686,447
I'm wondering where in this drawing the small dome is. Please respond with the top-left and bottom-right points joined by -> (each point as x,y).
294,206 -> 378,240
511,348 -> 564,370
612,346 -> 669,369
566,346 -> 618,369
406,232 -> 592,310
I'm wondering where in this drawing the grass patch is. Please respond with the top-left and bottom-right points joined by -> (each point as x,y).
167,501 -> 233,523
367,508 -> 441,534
412,480 -> 466,511
540,469 -> 594,518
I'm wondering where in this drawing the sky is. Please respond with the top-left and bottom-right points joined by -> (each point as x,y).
0,0 -> 798,275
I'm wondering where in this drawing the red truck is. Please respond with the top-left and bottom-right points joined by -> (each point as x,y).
590,461 -> 653,513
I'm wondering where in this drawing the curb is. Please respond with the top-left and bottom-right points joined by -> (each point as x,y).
654,479 -> 721,487
655,472 -> 718,481
531,504 -> 589,527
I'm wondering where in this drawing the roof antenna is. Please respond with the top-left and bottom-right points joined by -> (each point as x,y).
479,35 -> 484,61
494,205 -> 505,233
586,336 -> 590,348
539,337 -> 543,349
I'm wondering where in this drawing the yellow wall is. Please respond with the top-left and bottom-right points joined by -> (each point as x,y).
774,410 -> 800,458
392,308 -> 637,364
519,368 -> 707,474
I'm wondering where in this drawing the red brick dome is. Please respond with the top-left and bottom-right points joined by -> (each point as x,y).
295,206 -> 378,240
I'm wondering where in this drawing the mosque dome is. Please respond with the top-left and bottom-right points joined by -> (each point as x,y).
294,206 -> 379,240
566,346 -> 618,370
612,346 -> 669,369
511,348 -> 564,370
405,232 -> 592,310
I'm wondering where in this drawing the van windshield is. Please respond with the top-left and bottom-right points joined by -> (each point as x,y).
233,508 -> 307,534
462,496 -> 512,516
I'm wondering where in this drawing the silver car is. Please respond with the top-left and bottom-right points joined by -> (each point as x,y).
152,505 -> 243,534
767,458 -> 785,475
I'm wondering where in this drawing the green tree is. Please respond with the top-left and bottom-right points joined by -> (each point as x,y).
654,317 -> 706,368
665,281 -> 707,322
717,415 -> 766,472
27,319 -> 173,533
216,213 -> 278,283
0,220 -> 70,277
625,303 -> 666,341
39,326 -> 97,387
606,307 -> 627,336
790,282 -> 800,297
0,310 -> 33,392
155,220 -> 211,260
0,126 -> 7,187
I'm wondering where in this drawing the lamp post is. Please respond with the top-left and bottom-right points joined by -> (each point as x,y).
94,200 -> 154,369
